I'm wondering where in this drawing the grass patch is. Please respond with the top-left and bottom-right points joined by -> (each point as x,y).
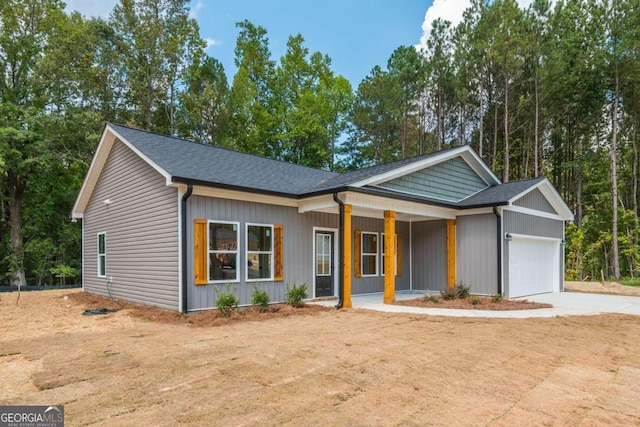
619,277 -> 640,287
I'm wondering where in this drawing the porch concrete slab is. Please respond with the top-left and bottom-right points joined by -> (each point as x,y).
317,291 -> 640,318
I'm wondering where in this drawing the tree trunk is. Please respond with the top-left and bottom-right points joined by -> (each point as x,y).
478,83 -> 484,158
611,71 -> 620,280
503,76 -> 510,183
7,171 -> 27,287
534,75 -> 540,177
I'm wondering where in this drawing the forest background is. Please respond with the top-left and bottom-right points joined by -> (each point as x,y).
1,0 -> 638,287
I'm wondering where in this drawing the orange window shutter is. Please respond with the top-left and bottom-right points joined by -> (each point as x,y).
274,225 -> 284,281
354,230 -> 362,278
396,234 -> 403,276
194,219 -> 208,285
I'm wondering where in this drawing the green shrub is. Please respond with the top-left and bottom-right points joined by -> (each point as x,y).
215,284 -> 239,317
440,286 -> 458,301
251,284 -> 270,311
425,294 -> 440,303
455,282 -> 471,299
286,283 -> 308,307
469,295 -> 481,305
491,293 -> 503,303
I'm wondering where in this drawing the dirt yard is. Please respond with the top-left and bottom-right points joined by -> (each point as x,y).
2,289 -> 640,426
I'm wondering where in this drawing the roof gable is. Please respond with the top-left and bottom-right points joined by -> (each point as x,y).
513,188 -> 557,214
377,156 -> 488,202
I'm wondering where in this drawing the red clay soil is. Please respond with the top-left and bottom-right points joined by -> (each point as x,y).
2,289 -> 640,426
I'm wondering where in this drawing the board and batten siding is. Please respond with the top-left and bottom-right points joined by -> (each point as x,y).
456,214 -> 498,295
351,217 -> 410,295
83,140 -> 179,310
378,157 -> 487,202
513,188 -> 557,214
411,220 -> 447,292
187,195 -> 339,310
502,210 -> 565,295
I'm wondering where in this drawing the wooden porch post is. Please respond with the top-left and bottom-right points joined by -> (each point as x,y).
384,210 -> 396,304
447,219 -> 456,288
343,204 -> 353,308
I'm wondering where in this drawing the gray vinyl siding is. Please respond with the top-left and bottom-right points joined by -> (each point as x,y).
351,218 -> 410,295
187,195 -> 339,310
502,210 -> 565,296
83,140 -> 179,310
513,188 -> 557,214
503,210 -> 563,238
378,157 -> 487,202
411,220 -> 447,292
456,214 -> 498,295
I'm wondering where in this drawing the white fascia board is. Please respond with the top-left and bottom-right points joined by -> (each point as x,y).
502,205 -> 565,221
351,145 -> 501,188
71,126 -> 115,218
189,185 -> 299,208
108,126 -> 173,185
454,207 -> 494,216
508,178 -> 574,221
71,124 -> 173,218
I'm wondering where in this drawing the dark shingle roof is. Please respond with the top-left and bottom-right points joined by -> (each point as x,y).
109,124 -> 546,208
457,177 -> 546,208
110,124 -> 339,196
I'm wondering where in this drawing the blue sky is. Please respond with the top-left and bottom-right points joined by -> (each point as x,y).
64,0 -> 535,88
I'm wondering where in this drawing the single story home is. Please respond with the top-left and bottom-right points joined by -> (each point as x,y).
72,124 -> 574,312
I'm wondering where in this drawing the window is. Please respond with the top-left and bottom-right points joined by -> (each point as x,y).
381,233 -> 398,276
246,224 -> 274,281
209,221 -> 239,282
361,232 -> 378,276
97,232 -> 106,277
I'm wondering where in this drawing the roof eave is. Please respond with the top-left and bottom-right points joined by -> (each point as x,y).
171,176 -> 300,199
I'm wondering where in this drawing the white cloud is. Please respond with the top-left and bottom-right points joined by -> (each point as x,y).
189,1 -> 203,19
417,0 -> 555,51
64,0 -> 118,18
205,38 -> 221,50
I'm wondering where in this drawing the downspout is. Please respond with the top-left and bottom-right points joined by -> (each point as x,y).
181,184 -> 193,313
493,206 -> 503,295
333,192 -> 344,309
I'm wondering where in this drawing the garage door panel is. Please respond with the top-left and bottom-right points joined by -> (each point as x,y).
508,236 -> 559,298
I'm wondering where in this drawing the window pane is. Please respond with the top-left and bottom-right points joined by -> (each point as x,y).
248,226 -> 272,251
99,255 -> 106,276
210,223 -> 237,250
210,253 -> 237,281
362,233 -> 377,253
248,252 -> 272,279
363,255 -> 376,275
98,234 -> 105,254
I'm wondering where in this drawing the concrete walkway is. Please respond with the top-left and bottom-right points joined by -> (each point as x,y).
315,291 -> 640,318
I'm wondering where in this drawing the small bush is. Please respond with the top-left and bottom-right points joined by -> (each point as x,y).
215,284 -> 239,317
491,293 -> 503,303
440,286 -> 458,301
286,283 -> 308,308
469,295 -> 482,305
455,282 -> 471,299
425,295 -> 440,303
251,284 -> 270,311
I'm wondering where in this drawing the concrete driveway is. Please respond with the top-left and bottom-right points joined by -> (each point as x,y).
329,291 -> 640,318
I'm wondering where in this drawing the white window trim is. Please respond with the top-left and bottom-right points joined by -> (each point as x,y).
245,223 -> 274,282
361,231 -> 379,277
207,220 -> 240,284
316,232 -> 332,277
97,232 -> 106,278
381,233 -> 398,276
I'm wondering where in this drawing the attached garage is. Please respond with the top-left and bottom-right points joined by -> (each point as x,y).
507,234 -> 560,298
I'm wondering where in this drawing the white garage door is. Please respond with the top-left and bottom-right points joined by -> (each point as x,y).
508,235 -> 560,298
